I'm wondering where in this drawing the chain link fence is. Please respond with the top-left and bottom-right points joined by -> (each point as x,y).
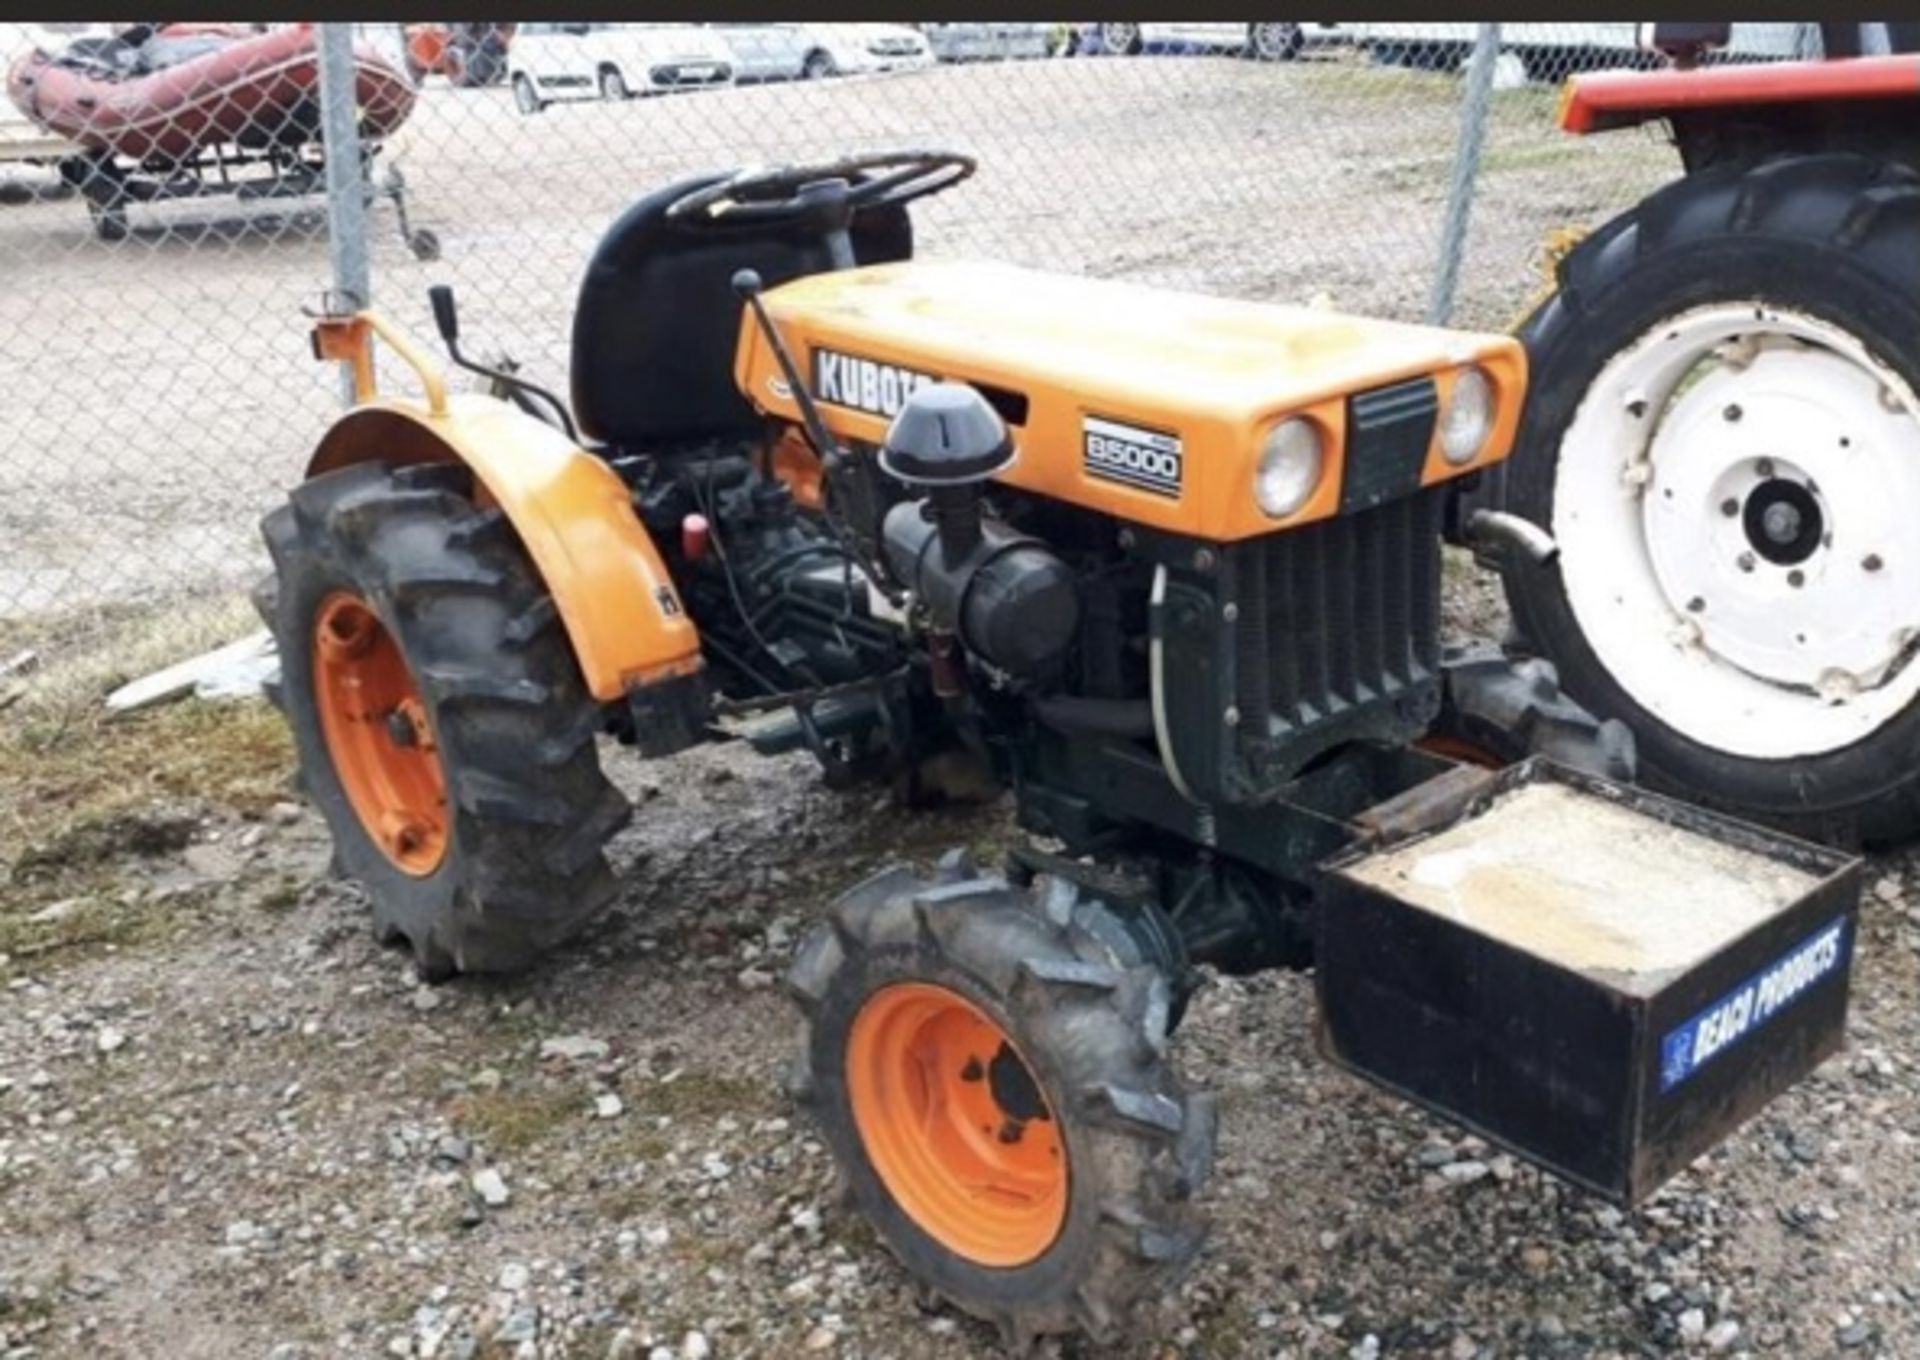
0,20 -> 1819,703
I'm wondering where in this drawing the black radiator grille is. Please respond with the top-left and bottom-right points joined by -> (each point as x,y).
1230,491 -> 1443,738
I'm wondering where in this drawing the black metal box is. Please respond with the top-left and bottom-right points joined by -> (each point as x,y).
1316,760 -> 1860,1203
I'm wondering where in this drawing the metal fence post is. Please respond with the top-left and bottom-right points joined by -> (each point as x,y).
1427,23 -> 1500,327
317,22 -> 371,404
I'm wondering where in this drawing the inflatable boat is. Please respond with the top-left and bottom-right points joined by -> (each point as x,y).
3,23 -> 433,252
5,23 -> 415,165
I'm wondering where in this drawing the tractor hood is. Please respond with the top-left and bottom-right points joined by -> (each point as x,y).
734,260 -> 1524,540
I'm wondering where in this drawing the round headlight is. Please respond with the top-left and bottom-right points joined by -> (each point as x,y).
1440,365 -> 1496,466
1255,418 -> 1324,519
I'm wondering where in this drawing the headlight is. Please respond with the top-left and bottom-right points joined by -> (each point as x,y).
1255,418 -> 1324,518
1439,365 -> 1495,466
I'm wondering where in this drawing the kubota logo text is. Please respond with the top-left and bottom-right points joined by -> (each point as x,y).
813,348 -> 938,418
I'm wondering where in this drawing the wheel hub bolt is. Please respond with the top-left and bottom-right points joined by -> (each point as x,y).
1787,569 -> 1806,589
1737,552 -> 1755,573
1720,498 -> 1740,518
1755,458 -> 1775,478
1864,554 -> 1884,572
1723,404 -> 1743,423
1687,596 -> 1706,613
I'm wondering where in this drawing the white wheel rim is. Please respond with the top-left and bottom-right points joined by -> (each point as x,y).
1555,302 -> 1920,759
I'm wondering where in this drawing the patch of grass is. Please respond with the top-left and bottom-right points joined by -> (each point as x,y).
637,1070 -> 779,1123
0,884 -> 187,963
254,871 -> 308,915
1,699 -> 293,882
1479,140 -> 1587,177
451,1085 -> 583,1154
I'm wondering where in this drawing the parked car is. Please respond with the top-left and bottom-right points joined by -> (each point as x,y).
1080,22 -> 1343,61
920,22 -> 1057,63
1345,22 -> 1811,79
508,23 -> 733,114
707,23 -> 933,83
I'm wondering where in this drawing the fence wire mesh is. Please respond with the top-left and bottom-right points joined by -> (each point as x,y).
0,19 -> 1823,704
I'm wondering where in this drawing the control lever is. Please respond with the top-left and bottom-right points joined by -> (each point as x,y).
731,269 -> 845,474
731,268 -> 904,607
426,284 -> 584,446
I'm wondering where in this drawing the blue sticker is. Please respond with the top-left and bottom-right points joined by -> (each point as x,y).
1658,916 -> 1850,1093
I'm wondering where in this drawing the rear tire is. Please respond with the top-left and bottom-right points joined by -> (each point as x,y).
511,73 -> 543,115
1501,154 -> 1920,845
599,65 -> 629,100
787,855 -> 1214,1347
801,48 -> 836,80
257,461 -> 630,976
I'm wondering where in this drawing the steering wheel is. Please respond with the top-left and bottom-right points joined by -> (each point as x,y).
664,149 -> 976,238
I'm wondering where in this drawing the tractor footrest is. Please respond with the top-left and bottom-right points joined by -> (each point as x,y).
1316,758 -> 1860,1204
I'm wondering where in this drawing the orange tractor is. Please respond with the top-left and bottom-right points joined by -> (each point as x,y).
261,150 -> 1861,1344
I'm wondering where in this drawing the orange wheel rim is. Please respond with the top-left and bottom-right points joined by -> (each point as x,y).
312,592 -> 449,876
847,982 -> 1067,1266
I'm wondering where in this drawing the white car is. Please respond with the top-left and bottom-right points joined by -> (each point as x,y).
707,23 -> 933,83
921,23 -> 1060,62
1084,21 -> 1344,61
508,22 -> 734,114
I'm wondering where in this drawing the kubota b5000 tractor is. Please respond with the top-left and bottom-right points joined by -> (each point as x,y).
1495,22 -> 1920,846
261,151 -> 1862,1346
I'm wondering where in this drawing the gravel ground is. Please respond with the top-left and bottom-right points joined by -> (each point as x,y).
6,644 -> 1920,1360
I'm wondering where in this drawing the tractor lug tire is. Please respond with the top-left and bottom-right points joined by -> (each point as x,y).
1501,153 -> 1920,847
787,862 -> 1213,1346
258,460 -> 629,975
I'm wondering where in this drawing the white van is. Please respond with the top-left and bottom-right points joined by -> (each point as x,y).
507,23 -> 735,114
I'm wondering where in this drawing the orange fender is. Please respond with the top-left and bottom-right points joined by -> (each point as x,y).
306,394 -> 701,704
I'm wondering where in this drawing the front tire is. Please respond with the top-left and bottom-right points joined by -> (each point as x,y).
598,65 -> 629,100
1502,154 -> 1920,844
1248,22 -> 1302,61
511,73 -> 543,115
787,857 -> 1214,1348
801,49 -> 836,80
257,461 -> 630,976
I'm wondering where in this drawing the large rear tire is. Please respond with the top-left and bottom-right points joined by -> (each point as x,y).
1501,154 -> 1920,844
256,461 -> 630,976
786,855 -> 1214,1348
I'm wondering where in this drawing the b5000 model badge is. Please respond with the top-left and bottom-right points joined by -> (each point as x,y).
1083,415 -> 1183,497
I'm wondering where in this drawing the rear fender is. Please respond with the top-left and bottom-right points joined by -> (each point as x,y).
1560,54 -> 1920,136
307,395 -> 701,703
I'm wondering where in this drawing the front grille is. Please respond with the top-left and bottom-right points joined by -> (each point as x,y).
1229,489 -> 1443,745
1342,375 -> 1438,514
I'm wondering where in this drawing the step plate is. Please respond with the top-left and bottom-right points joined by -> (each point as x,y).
1316,758 -> 1860,1204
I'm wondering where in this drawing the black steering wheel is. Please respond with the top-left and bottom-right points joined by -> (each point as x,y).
664,149 -> 976,241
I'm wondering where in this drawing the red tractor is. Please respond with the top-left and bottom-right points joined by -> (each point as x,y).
1496,22 -> 1920,845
